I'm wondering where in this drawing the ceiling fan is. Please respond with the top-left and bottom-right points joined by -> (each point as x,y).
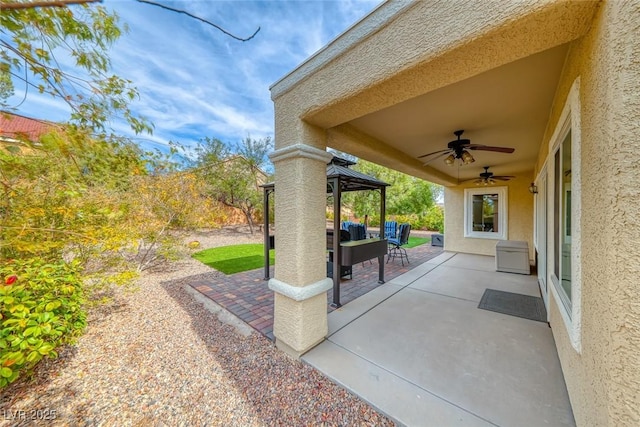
419,130 -> 515,166
467,166 -> 515,185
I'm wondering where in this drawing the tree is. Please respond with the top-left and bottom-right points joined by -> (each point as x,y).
234,135 -> 272,171
0,127 -> 143,260
192,136 -> 229,166
125,171 -> 228,271
1,0 -> 262,136
0,124 -> 237,388
1,1 -> 151,135
193,136 -> 273,234
0,1 -> 258,387
341,158 -> 442,220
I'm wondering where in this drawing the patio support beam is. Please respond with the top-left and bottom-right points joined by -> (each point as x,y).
268,133 -> 333,358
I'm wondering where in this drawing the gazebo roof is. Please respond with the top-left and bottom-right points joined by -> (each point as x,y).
261,156 -> 389,192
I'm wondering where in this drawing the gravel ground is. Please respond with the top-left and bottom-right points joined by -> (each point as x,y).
0,226 -> 394,426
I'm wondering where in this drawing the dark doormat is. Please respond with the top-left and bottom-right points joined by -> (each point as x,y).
478,289 -> 547,322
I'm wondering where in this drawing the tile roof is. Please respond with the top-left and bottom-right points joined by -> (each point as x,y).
0,112 -> 58,143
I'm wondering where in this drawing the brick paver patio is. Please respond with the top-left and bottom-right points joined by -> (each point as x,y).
189,239 -> 443,341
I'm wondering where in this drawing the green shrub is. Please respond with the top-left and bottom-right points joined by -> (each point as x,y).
423,205 -> 444,233
368,215 -> 381,227
393,214 -> 417,228
374,209 -> 444,233
0,259 -> 87,388
362,209 -> 443,232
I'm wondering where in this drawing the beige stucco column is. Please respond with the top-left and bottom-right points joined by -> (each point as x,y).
268,122 -> 333,358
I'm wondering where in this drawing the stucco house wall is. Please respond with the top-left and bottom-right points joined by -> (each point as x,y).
533,1 -> 640,425
270,0 -> 639,423
444,174 -> 535,261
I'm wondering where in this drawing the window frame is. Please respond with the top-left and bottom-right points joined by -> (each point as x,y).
463,186 -> 508,240
547,77 -> 582,353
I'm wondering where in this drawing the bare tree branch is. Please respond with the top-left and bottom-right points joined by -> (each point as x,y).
136,0 -> 260,42
0,0 -> 101,10
3,41 -> 81,114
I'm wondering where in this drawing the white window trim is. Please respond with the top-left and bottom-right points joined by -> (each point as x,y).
464,186 -> 508,240
547,77 -> 582,353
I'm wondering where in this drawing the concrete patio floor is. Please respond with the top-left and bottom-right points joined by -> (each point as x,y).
302,252 -> 575,427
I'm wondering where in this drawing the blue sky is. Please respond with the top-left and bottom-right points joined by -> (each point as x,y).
7,0 -> 381,155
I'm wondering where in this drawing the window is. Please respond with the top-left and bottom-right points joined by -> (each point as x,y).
464,187 -> 508,240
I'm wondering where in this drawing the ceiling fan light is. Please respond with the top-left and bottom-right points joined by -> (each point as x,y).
461,150 -> 475,165
444,154 -> 455,166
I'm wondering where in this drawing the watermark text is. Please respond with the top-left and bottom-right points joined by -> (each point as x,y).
2,408 -> 58,421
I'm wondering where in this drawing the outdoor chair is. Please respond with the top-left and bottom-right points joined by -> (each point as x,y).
384,221 -> 398,239
347,223 -> 367,241
341,221 -> 353,231
387,223 -> 411,266
348,223 -> 373,266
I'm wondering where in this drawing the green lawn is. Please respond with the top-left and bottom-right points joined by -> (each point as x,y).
193,236 -> 427,275
404,236 -> 429,248
192,243 -> 274,275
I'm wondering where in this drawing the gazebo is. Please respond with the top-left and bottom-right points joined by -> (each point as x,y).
261,156 -> 390,307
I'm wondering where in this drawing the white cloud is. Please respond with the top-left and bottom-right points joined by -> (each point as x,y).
8,0 -> 380,153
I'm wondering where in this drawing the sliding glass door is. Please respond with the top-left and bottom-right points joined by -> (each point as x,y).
536,171 -> 548,307
552,131 -> 572,313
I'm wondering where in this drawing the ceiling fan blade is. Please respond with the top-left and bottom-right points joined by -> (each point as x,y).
492,175 -> 515,180
422,151 -> 451,165
468,145 -> 515,153
418,148 -> 450,158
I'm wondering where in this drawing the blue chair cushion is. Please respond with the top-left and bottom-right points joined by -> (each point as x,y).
384,221 -> 398,239
388,237 -> 401,246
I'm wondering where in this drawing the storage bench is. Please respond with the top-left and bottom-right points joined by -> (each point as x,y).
495,240 -> 530,275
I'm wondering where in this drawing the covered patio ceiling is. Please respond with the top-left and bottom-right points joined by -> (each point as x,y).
344,43 -> 569,184
269,0 -> 600,187
268,1 -> 599,187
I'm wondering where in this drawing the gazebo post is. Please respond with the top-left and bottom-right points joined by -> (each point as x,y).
378,186 -> 386,283
331,177 -> 342,308
263,187 -> 271,280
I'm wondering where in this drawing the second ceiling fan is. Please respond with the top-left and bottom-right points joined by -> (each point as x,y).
467,166 -> 515,185
419,130 -> 515,166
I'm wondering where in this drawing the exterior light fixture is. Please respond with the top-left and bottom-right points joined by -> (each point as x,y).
461,150 -> 475,165
529,183 -> 538,194
444,154 -> 455,166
